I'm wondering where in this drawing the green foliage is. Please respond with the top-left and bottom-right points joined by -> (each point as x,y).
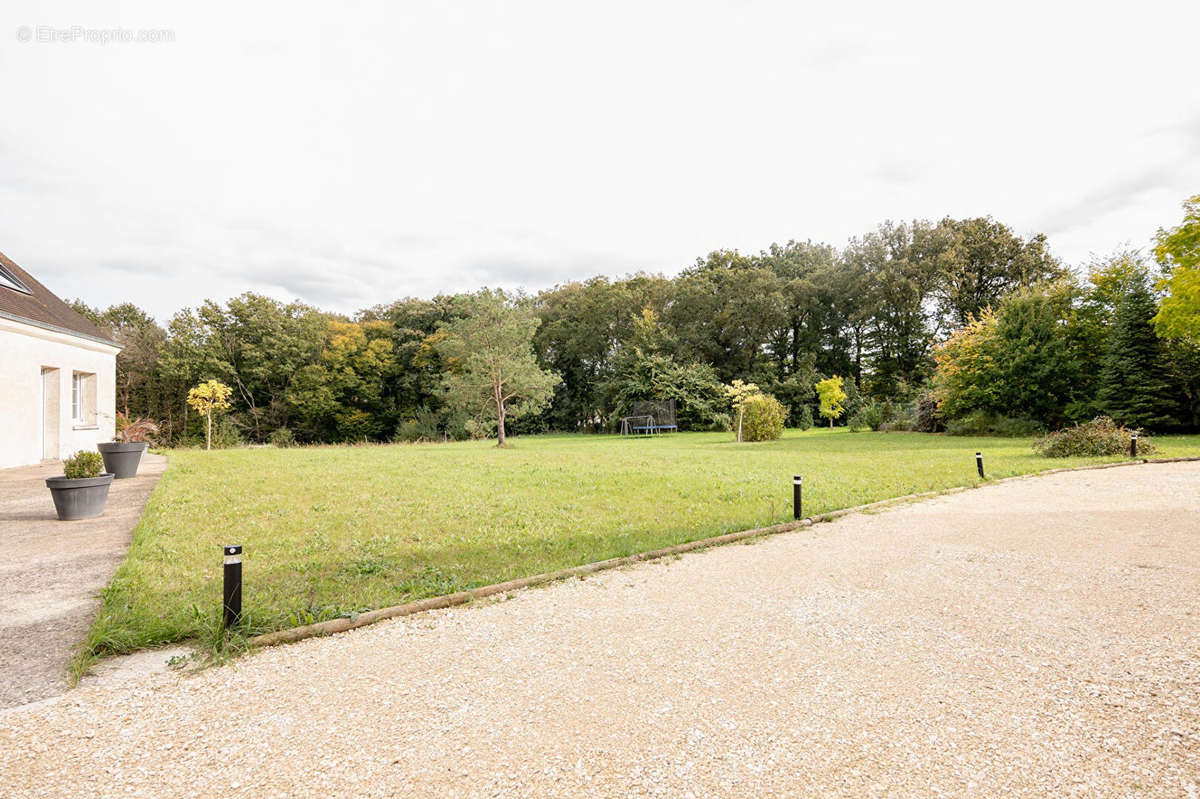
268,427 -> 296,448
1034,417 -> 1157,458
63,450 -> 105,479
848,399 -> 895,432
607,351 -> 730,431
793,403 -> 814,430
930,216 -> 1063,330
945,411 -> 1042,438
286,319 -> 399,443
739,394 -> 787,441
60,205 -> 1197,445
1097,272 -> 1178,430
933,284 -> 1082,426
437,290 -> 560,446
393,407 -> 443,443
1153,194 -> 1200,344
208,417 -> 245,449
815,376 -> 846,427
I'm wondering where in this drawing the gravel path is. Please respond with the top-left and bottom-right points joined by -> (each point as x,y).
2,462 -> 1198,797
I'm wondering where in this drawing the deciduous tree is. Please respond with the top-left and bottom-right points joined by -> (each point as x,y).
186,379 -> 233,450
815,376 -> 846,427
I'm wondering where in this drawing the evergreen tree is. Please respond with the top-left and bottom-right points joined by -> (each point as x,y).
1097,276 -> 1177,429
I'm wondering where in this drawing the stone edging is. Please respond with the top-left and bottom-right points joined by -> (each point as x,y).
246,456 -> 1200,648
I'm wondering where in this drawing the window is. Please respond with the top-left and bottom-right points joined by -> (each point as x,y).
72,373 -> 83,422
71,372 -> 97,426
0,263 -> 31,294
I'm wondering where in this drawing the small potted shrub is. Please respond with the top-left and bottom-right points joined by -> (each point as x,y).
98,414 -> 159,478
46,451 -> 113,521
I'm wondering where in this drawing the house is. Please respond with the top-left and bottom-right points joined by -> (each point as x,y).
0,251 -> 121,469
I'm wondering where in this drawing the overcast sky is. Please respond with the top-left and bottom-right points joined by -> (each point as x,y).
2,1 -> 1198,319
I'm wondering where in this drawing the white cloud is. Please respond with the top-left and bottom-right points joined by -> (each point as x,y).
1,0 -> 1198,318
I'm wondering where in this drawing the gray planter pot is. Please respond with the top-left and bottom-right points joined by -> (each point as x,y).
97,442 -> 148,479
45,474 -> 114,521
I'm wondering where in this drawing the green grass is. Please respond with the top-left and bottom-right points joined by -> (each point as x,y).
75,428 -> 1200,672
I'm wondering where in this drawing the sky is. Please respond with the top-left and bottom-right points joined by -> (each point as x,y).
1,1 -> 1198,319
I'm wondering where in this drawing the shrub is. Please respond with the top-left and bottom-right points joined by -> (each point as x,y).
913,392 -> 944,433
848,400 -> 896,432
209,417 -> 244,449
740,394 -> 787,441
793,404 -> 814,431
64,450 -> 105,479
945,411 -> 1042,437
880,405 -> 920,432
114,413 -> 160,444
269,427 -> 296,448
1033,416 -> 1157,458
394,407 -> 442,443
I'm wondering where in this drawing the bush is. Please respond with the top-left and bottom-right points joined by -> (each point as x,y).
913,392 -> 944,433
1034,416 -> 1157,458
740,394 -> 787,441
793,404 -> 814,431
209,417 -> 245,449
64,450 -> 105,479
945,411 -> 1042,437
394,407 -> 443,443
269,428 -> 296,448
848,400 -> 896,432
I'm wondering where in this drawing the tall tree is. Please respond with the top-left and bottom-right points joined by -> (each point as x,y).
1153,193 -> 1200,344
437,290 -> 560,447
930,217 -> 1062,331
532,274 -> 672,430
844,221 -> 937,397
1097,273 -> 1178,429
667,250 -> 785,383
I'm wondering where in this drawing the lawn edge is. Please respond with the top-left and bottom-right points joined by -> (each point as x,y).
246,455 -> 1200,649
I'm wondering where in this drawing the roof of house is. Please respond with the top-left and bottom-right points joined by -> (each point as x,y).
0,251 -> 120,347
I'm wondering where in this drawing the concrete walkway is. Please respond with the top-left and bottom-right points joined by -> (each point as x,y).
1,461 -> 1198,797
0,454 -> 166,708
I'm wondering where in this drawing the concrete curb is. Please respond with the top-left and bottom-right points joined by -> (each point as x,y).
246,455 -> 1200,649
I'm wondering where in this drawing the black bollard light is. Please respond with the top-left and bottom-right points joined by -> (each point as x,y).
1130,434 -> 1138,458
223,545 -> 243,628
976,452 -> 985,479
793,475 -> 803,519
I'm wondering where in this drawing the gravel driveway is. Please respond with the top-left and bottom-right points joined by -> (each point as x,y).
2,462 -> 1198,797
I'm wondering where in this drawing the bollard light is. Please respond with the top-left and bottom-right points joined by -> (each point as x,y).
976,452 -> 985,479
1130,434 -> 1138,458
223,544 -> 243,628
793,475 -> 803,519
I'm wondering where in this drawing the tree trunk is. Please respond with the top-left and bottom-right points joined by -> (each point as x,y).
494,376 -> 507,447
206,409 -> 212,451
737,407 -> 744,443
829,416 -> 834,429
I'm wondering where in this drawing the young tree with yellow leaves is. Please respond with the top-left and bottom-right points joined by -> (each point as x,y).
187,379 -> 233,451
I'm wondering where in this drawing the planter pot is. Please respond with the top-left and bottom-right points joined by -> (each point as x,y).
97,442 -> 148,479
45,474 -> 114,521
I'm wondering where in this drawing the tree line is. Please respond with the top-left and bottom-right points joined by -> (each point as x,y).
73,198 -> 1200,446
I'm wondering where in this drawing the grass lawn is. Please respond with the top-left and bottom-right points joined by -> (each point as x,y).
79,428 -> 1200,668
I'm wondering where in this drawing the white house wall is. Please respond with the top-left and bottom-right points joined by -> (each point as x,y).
0,316 -> 119,469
